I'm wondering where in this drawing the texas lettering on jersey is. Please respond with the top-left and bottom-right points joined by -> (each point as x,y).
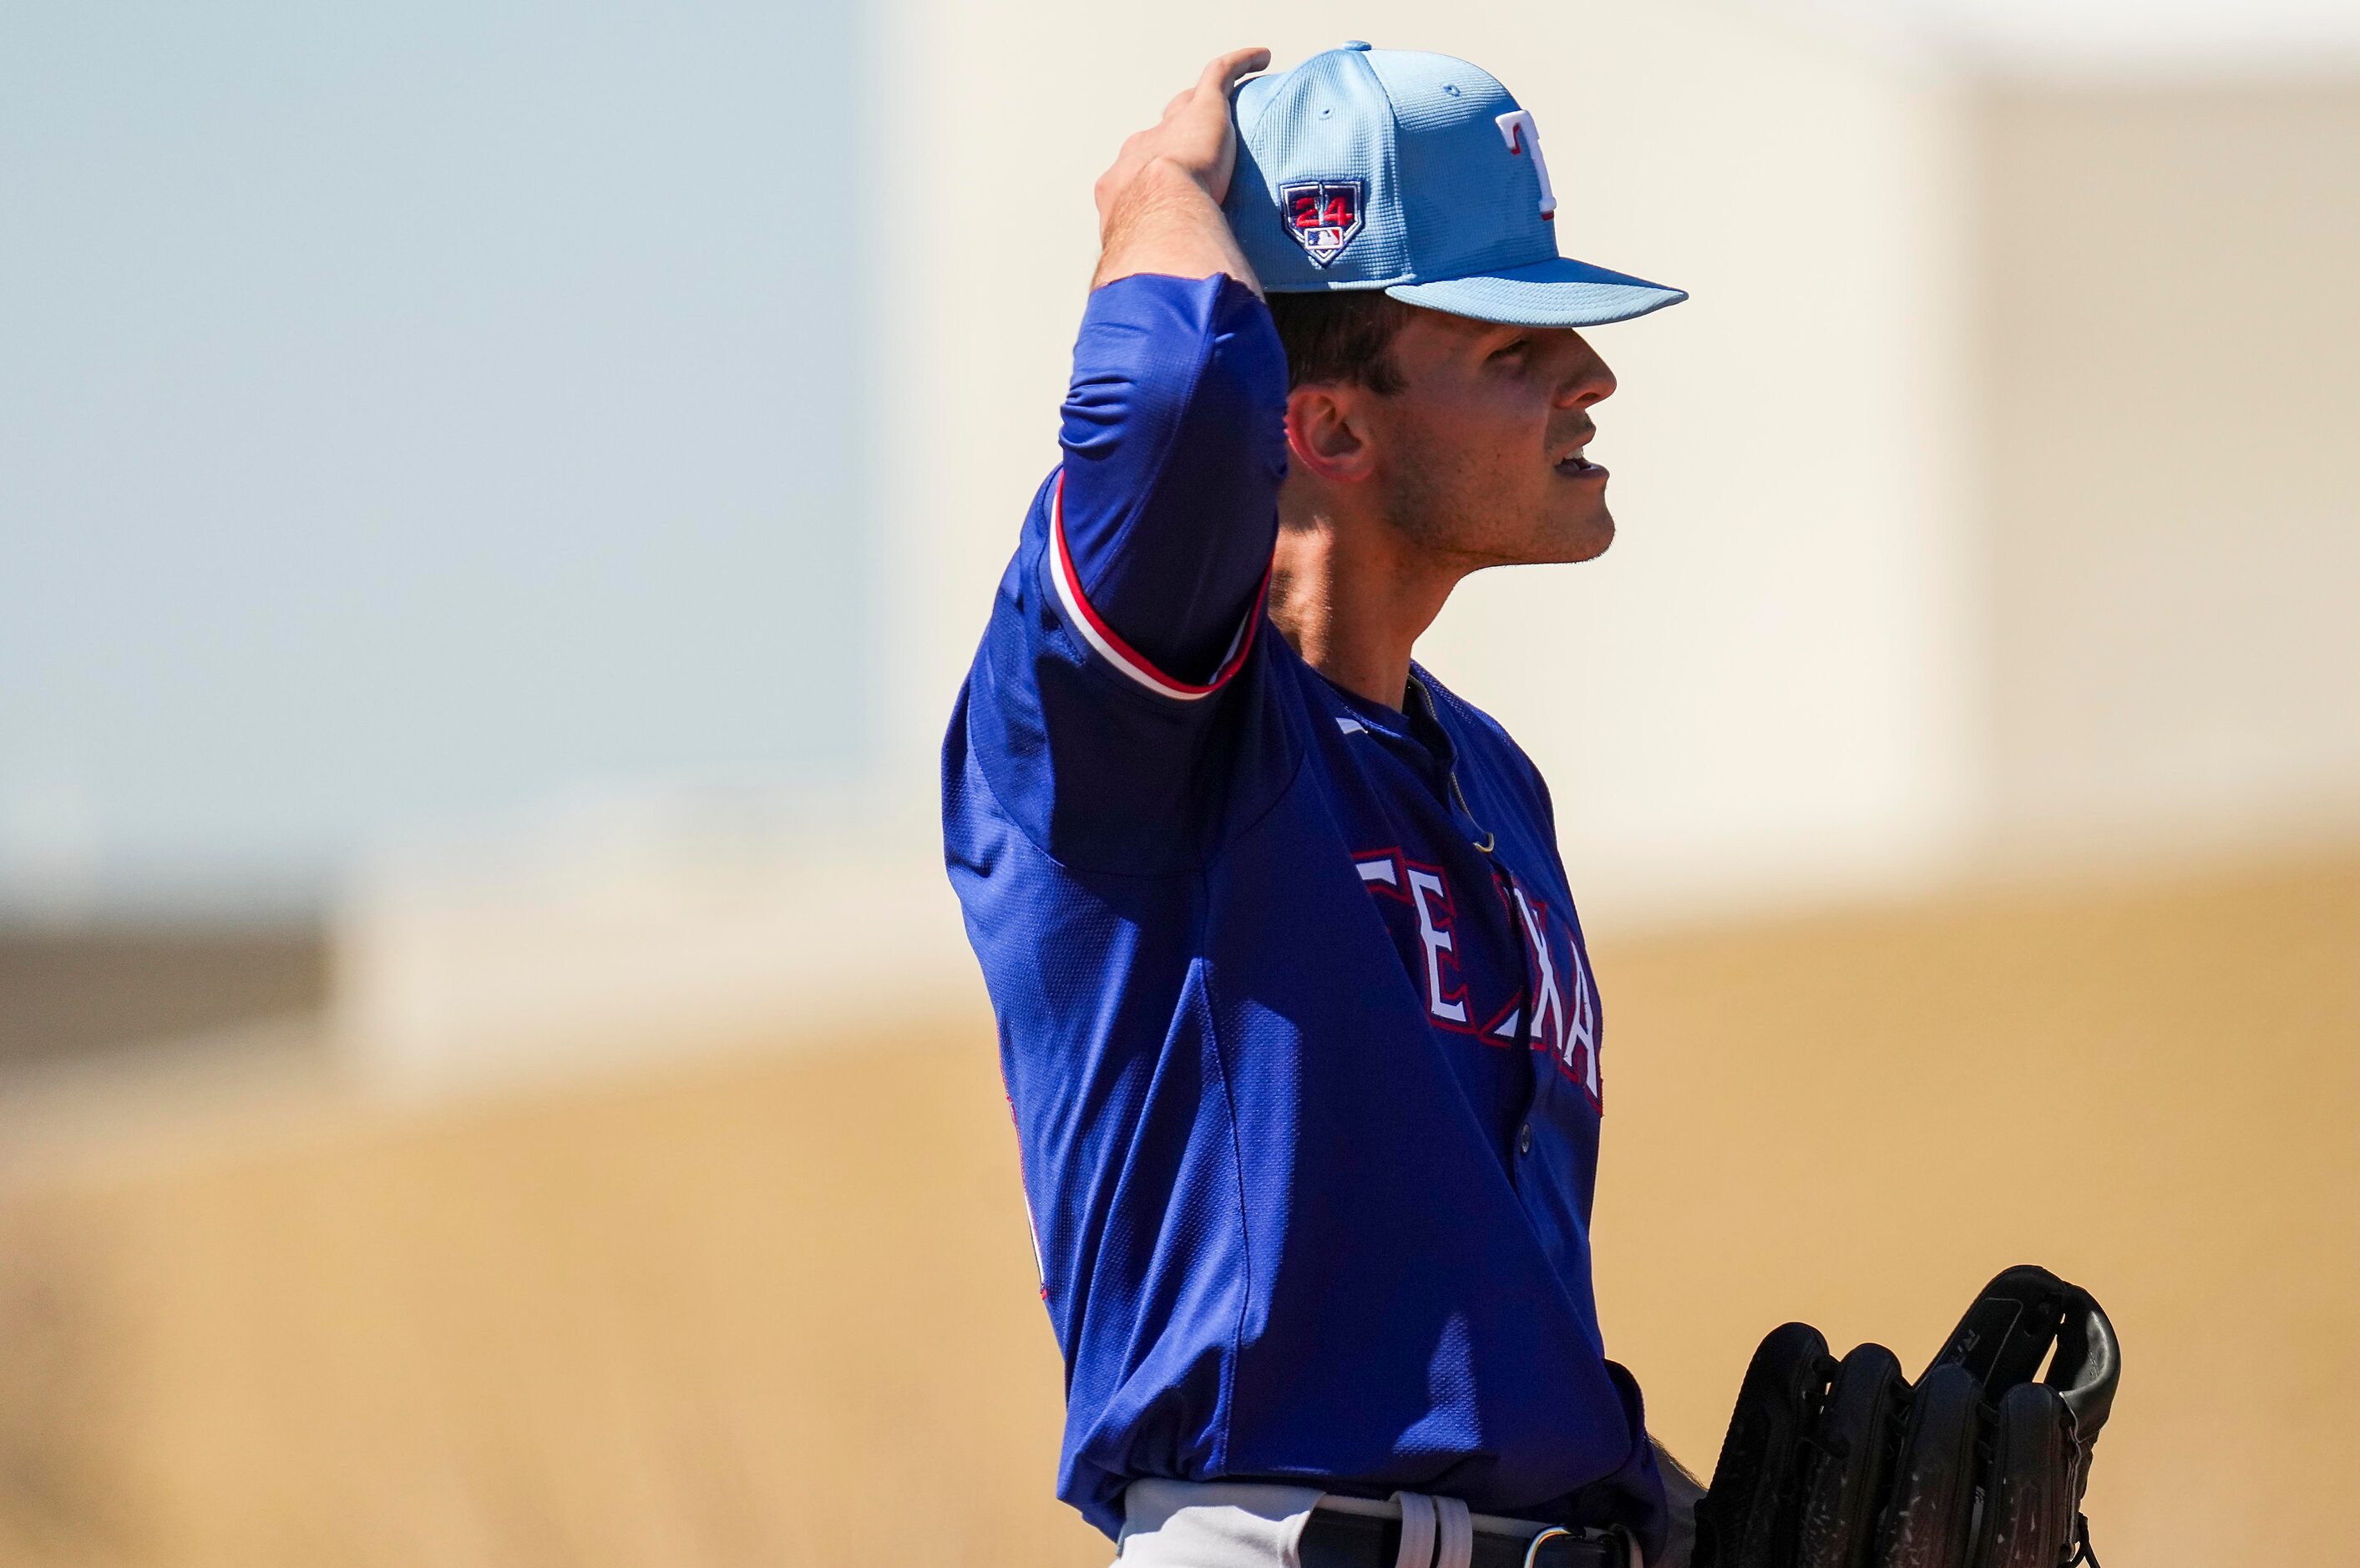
1353,846 -> 1602,1105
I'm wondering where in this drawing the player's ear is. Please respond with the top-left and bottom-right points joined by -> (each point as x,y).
1285,383 -> 1375,483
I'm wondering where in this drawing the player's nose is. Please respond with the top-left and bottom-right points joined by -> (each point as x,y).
1551,330 -> 1617,409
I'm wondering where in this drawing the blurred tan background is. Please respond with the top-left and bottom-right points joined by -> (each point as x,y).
5,2 -> 2357,1565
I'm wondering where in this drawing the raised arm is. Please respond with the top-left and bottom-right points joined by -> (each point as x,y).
1091,48 -> 1269,294
1051,48 -> 1288,691
950,50 -> 1286,868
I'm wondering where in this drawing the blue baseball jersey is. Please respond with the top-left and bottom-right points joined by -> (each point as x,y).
940,273 -> 1669,1550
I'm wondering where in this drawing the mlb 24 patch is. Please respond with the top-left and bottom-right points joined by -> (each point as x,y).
1280,179 -> 1364,266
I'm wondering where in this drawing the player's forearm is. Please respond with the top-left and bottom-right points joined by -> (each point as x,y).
1092,158 -> 1262,296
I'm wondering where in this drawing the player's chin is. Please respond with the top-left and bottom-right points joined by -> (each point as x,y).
1535,503 -> 1614,564
1539,468 -> 1614,561
1578,505 -> 1615,559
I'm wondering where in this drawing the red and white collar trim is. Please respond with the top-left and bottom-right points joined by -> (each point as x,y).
1046,471 -> 1266,701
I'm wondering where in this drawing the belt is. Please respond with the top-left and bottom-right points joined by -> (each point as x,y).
1297,1495 -> 1636,1568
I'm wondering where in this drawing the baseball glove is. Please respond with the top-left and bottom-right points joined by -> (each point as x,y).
1691,1265 -> 2119,1568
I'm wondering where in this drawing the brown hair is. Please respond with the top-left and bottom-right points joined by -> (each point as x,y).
1265,288 -> 1413,396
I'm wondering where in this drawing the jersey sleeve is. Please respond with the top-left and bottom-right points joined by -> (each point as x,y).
1051,272 -> 1289,691
945,273 -> 1299,878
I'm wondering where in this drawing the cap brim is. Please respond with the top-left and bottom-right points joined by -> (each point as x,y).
1385,255 -> 1686,327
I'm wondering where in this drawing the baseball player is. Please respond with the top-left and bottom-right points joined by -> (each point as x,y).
945,43 -> 2123,1568
940,39 -> 1668,1568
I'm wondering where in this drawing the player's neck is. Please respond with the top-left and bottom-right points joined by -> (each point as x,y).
1269,497 -> 1463,713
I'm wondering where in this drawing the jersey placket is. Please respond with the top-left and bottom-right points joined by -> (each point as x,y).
1403,674 -> 1553,1176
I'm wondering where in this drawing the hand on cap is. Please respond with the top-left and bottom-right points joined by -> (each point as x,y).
1094,48 -> 1270,229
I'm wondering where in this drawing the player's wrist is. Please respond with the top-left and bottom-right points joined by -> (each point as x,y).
1091,163 -> 1258,295
1101,157 -> 1218,233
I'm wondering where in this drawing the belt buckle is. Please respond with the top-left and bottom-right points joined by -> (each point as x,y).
1520,1524 -> 1643,1568
1521,1527 -> 1572,1568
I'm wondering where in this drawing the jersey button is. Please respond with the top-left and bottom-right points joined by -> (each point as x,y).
1517,1123 -> 1533,1156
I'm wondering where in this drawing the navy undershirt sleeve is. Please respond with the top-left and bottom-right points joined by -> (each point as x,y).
1056,273 -> 1289,684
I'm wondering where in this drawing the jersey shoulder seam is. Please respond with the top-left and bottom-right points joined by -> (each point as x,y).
955,677 -> 1215,883
970,589 -> 1314,879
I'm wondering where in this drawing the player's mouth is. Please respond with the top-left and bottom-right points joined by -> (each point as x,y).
1554,431 -> 1605,481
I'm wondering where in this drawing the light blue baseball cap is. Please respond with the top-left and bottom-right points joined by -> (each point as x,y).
1226,42 -> 1686,327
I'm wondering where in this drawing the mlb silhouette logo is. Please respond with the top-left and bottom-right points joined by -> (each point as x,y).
1280,179 -> 1365,266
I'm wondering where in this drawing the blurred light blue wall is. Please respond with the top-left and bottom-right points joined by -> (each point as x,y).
0,0 -> 865,911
